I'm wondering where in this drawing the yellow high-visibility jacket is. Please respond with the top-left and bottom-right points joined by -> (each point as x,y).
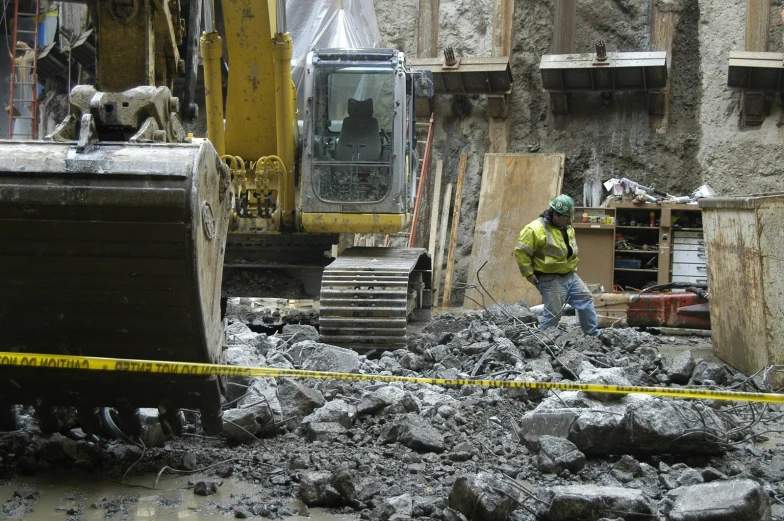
514,216 -> 579,277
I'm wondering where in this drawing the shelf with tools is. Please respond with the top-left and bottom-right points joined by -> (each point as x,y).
573,203 -> 705,293
609,202 -> 704,292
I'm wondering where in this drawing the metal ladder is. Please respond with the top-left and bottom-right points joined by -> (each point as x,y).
7,0 -> 40,139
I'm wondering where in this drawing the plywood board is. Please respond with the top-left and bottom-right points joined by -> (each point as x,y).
463,154 -> 564,309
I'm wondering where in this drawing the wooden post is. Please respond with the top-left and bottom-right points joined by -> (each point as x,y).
442,152 -> 467,306
553,0 -> 576,54
432,182 -> 453,306
417,0 -> 440,58
428,160 -> 444,260
488,0 -> 514,153
746,0 -> 770,52
551,0 -> 575,129
650,6 -> 674,133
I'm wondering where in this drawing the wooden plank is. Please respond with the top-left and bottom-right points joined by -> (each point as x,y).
489,116 -> 510,154
432,182 -> 453,306
442,152 -> 467,306
462,153 -> 564,309
552,0 -> 576,129
428,160 -> 444,260
417,0 -> 440,58
650,6 -> 674,133
746,0 -> 770,52
492,0 -> 514,57
553,0 -> 576,54
489,0 -> 514,153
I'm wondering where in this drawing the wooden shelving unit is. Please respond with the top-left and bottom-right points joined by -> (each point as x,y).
573,202 -> 705,292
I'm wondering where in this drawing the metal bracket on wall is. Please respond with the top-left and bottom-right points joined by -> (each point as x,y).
408,51 -> 513,120
727,51 -> 784,126
539,41 -> 668,123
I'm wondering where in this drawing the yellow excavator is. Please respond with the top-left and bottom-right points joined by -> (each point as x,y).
0,0 -> 432,434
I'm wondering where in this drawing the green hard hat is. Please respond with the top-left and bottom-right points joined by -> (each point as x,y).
549,194 -> 575,217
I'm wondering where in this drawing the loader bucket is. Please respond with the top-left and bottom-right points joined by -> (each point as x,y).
0,140 -> 231,433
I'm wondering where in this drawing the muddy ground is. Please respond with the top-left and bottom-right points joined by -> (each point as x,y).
1,302 -> 783,520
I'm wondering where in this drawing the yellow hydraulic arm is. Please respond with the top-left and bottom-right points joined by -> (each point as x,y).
201,0 -> 298,230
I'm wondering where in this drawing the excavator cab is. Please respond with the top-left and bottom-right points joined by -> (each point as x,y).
300,49 -> 418,233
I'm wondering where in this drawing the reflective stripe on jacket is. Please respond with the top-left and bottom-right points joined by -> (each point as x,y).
514,217 -> 579,277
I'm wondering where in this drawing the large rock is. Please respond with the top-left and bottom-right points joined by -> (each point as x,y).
620,399 -> 726,455
298,471 -> 343,507
297,341 -> 360,374
379,414 -> 444,453
537,485 -> 654,521
301,399 -> 355,429
666,350 -> 695,384
579,366 -> 633,402
305,422 -> 347,442
277,378 -> 325,430
378,494 -> 413,520
282,324 -> 319,343
448,473 -> 516,521
537,435 -> 586,474
356,386 -> 414,416
519,393 -> 729,455
660,479 -> 771,521
225,322 -> 268,354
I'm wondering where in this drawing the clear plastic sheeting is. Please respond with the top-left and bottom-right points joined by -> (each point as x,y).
287,0 -> 382,115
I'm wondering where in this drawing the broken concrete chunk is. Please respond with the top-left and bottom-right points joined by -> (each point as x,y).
620,399 -> 727,455
222,405 -> 272,443
305,421 -> 347,442
298,471 -> 343,507
689,361 -> 728,386
301,399 -> 355,429
296,341 -> 360,374
486,302 -> 536,324
536,485 -> 654,521
379,493 -> 413,520
556,351 -> 590,378
448,473 -> 516,521
281,324 -> 319,343
276,378 -> 325,430
537,435 -> 586,474
660,479 -> 771,521
389,414 -> 445,453
579,366 -> 632,401
666,350 -> 695,384
610,454 -> 642,483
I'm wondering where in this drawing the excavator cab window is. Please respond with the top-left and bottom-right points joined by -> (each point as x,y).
310,64 -> 395,203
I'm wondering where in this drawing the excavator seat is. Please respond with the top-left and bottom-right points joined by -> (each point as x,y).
336,98 -> 381,162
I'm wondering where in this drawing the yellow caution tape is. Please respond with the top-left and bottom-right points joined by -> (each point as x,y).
0,351 -> 782,404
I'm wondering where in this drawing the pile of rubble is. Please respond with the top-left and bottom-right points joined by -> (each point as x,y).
1,301 -> 782,521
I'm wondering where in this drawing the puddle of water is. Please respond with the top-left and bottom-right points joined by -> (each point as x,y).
0,471 -> 358,520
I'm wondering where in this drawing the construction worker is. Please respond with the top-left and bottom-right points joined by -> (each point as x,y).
514,194 -> 599,336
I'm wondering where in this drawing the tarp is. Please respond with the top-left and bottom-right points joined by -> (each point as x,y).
287,0 -> 381,115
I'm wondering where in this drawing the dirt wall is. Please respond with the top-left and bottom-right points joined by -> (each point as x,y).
374,0 -> 784,304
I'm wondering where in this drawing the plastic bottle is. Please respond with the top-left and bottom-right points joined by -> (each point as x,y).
582,212 -> 589,223
649,212 -> 656,227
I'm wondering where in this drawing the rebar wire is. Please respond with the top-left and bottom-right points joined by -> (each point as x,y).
154,457 -> 281,489
763,365 -> 784,392
122,436 -> 147,481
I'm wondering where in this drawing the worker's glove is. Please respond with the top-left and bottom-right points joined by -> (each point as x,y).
526,274 -> 538,286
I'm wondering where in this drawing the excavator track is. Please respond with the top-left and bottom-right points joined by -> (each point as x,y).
319,247 -> 431,351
